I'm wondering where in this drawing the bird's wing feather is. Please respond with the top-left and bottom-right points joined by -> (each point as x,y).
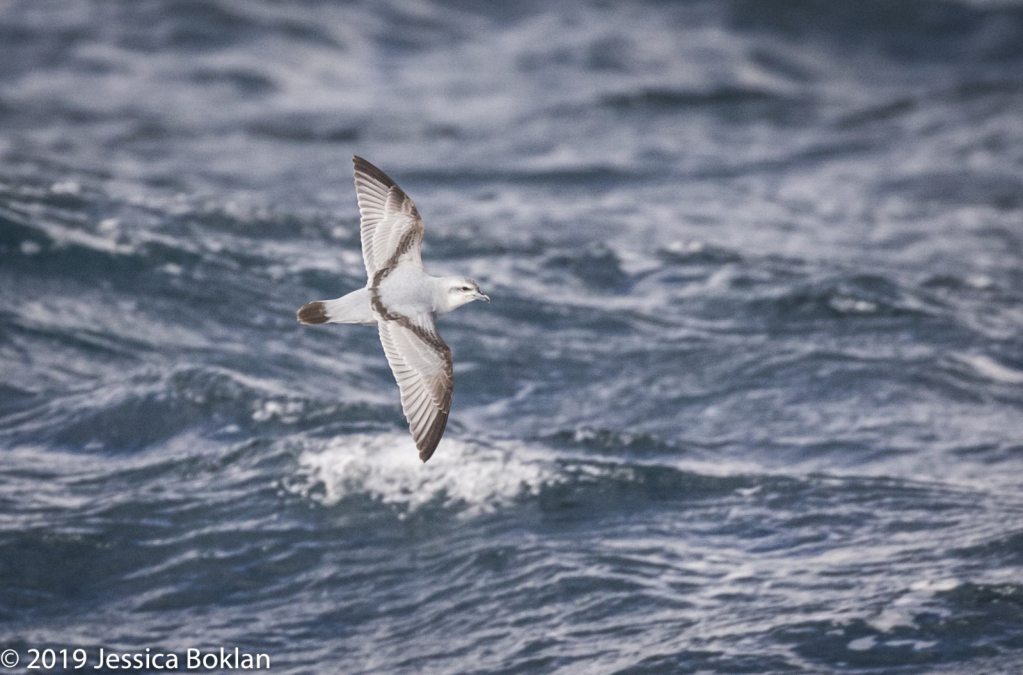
376,313 -> 453,462
353,155 -> 424,280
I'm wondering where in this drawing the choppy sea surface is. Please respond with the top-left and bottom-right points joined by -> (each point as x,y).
2,1 -> 1023,673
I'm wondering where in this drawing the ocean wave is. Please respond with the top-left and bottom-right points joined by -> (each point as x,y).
730,0 -> 1023,63
290,434 -> 555,517
3,0 -> 1023,671
0,367 -> 397,452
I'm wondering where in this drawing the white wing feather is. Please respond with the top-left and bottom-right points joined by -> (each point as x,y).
376,317 -> 453,462
353,156 -> 424,279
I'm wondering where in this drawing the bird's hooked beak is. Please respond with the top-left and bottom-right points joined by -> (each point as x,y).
474,292 -> 490,302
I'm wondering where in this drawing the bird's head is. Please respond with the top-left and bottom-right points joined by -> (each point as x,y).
439,276 -> 489,313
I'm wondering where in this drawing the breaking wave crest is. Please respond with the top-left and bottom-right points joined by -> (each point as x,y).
292,434 -> 556,516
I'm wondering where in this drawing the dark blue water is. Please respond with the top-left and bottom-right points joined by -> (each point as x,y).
2,1 -> 1023,673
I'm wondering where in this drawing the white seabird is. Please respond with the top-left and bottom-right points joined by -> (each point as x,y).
298,156 -> 489,462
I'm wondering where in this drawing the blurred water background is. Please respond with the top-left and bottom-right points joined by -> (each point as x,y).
2,1 -> 1023,673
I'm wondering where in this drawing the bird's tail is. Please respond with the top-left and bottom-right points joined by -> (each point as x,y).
297,288 -> 376,326
297,301 -> 329,325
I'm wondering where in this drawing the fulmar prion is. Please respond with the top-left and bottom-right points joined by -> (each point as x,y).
298,156 -> 489,462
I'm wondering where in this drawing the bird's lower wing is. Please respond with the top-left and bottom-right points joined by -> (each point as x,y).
376,316 -> 454,462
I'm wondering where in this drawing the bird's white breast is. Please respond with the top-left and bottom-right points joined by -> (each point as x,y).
376,264 -> 435,319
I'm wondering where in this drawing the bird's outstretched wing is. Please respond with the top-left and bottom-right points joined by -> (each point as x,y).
376,314 -> 453,462
353,155 -> 425,282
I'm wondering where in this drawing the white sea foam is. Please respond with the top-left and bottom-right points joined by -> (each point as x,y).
955,353 -> 1023,384
862,577 -> 963,633
293,434 -> 557,516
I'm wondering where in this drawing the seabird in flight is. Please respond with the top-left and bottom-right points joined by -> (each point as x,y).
298,156 -> 489,462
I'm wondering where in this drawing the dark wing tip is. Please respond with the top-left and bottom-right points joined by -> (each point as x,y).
416,411 -> 449,463
297,301 -> 329,325
353,156 -> 399,190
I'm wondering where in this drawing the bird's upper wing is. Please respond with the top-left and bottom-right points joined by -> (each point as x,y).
375,312 -> 453,462
353,156 -> 425,281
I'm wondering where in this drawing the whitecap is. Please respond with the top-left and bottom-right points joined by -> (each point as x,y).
292,434 -> 557,517
955,353 -> 1023,384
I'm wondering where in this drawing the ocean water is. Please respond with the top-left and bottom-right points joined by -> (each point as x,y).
2,1 -> 1023,673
